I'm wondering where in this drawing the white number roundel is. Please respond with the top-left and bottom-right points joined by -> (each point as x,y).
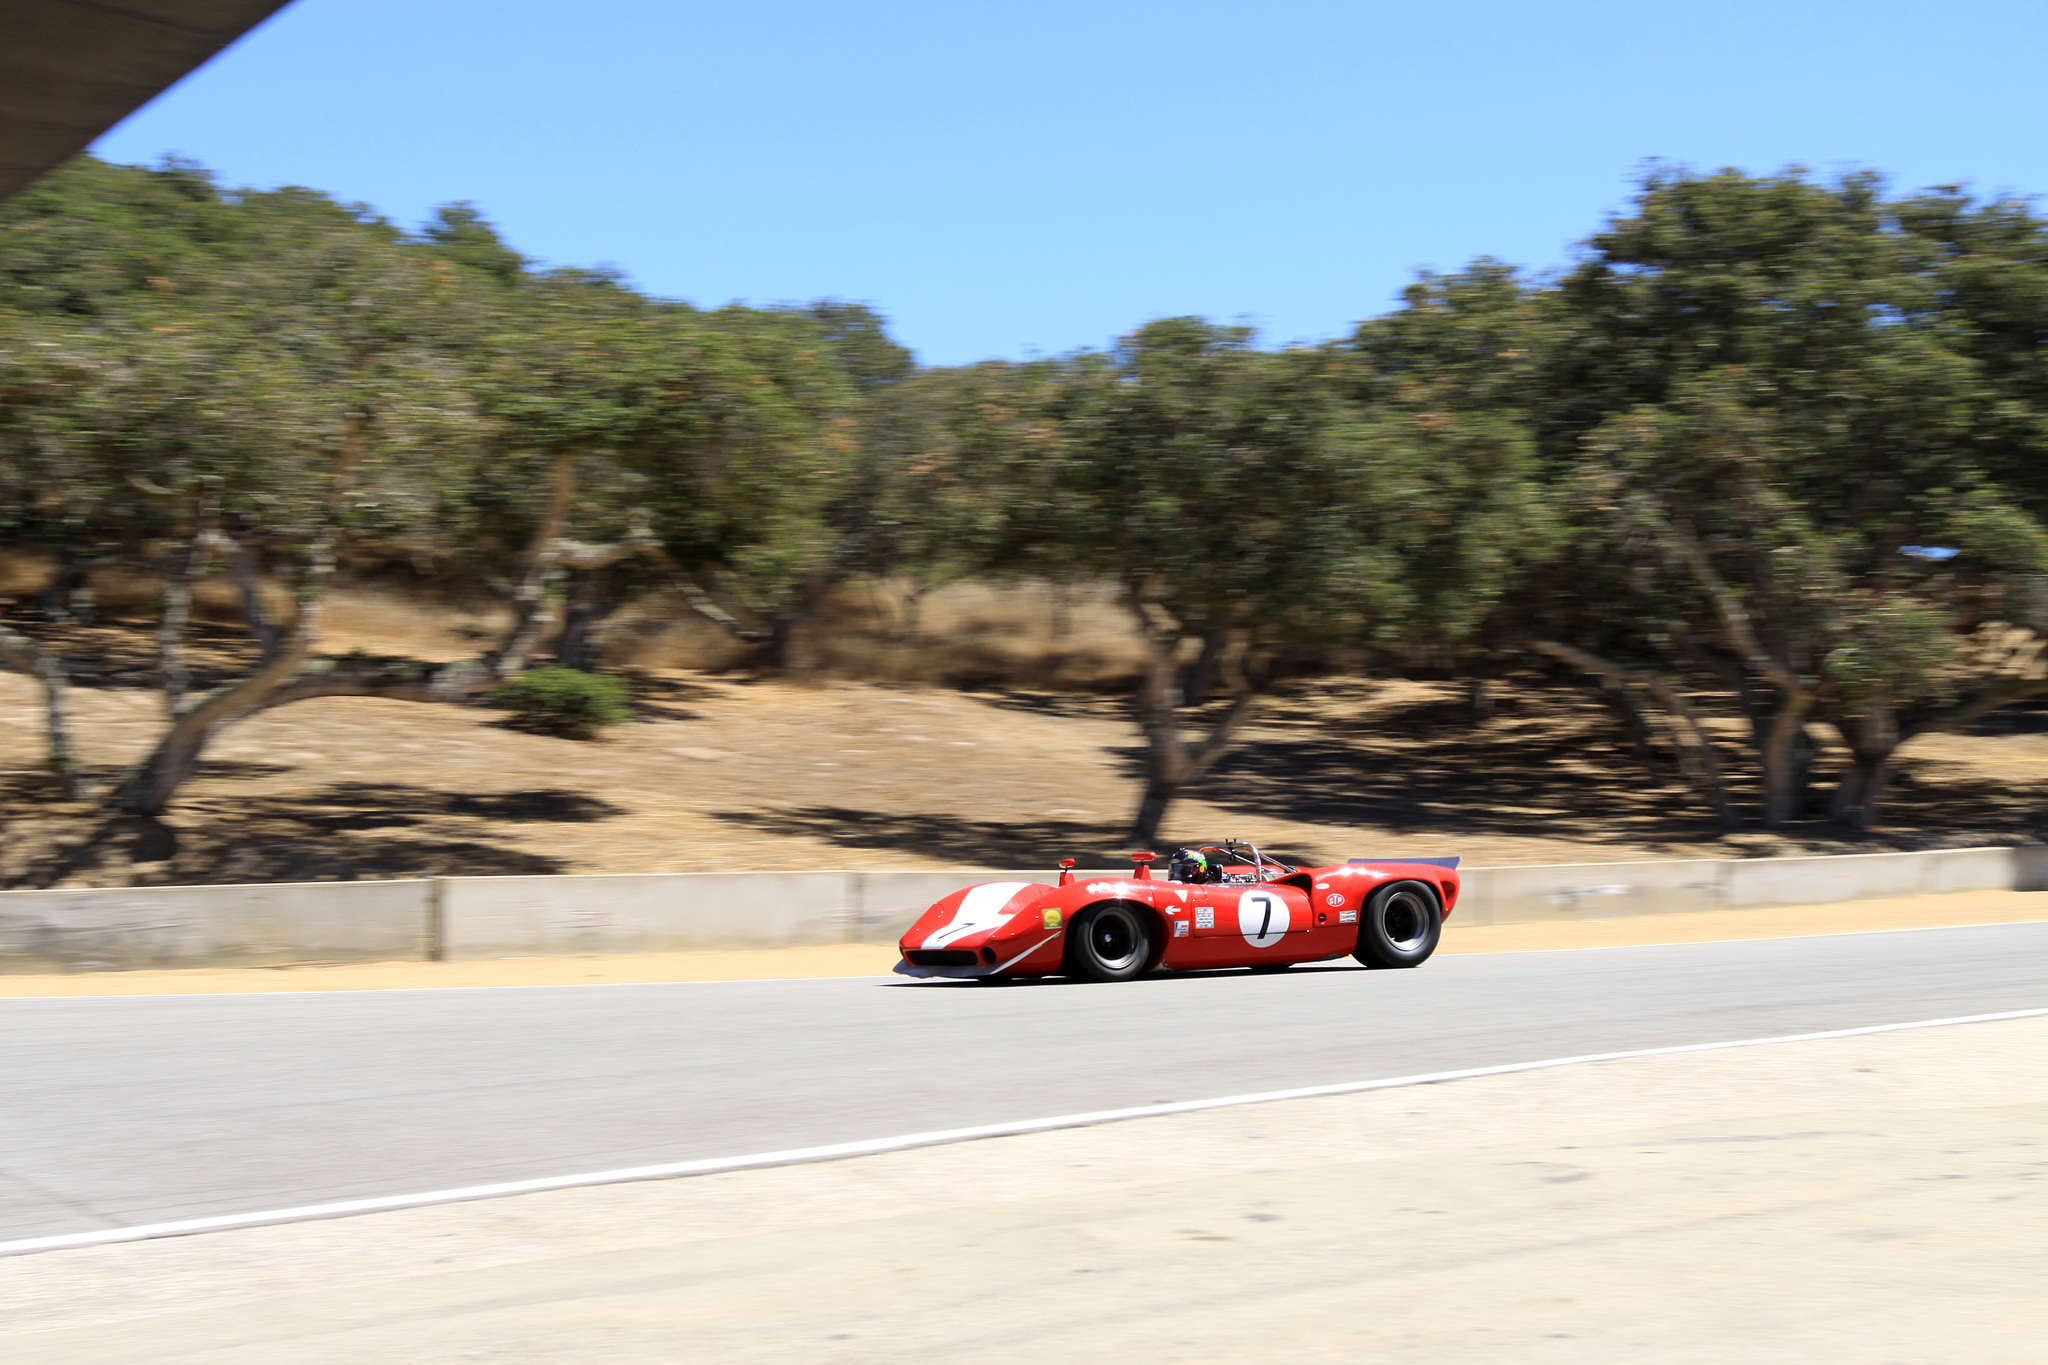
1237,889 -> 1290,948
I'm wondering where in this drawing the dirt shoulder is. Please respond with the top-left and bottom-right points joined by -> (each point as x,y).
3,888 -> 2039,996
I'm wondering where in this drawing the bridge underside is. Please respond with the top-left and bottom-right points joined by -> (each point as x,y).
0,0 -> 291,203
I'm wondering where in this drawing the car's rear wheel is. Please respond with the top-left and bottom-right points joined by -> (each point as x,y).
1066,903 -> 1152,982
1352,880 -> 1442,969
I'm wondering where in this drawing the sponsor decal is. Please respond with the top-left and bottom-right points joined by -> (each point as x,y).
1325,892 -> 1345,908
1339,909 -> 1358,923
1173,888 -> 1189,902
1238,889 -> 1291,948
1174,920 -> 1189,937
1043,907 -> 1062,929
1315,882 -> 1330,890
1085,882 -> 1123,896
1194,907 -> 1215,929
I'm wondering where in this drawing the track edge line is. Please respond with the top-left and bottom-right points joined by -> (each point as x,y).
6,1004 -> 2044,1259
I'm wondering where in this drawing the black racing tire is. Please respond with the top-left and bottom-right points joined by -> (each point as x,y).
1352,880 -> 1442,969
1065,902 -> 1153,983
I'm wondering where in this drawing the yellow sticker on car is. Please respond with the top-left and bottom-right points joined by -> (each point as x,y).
1043,907 -> 1062,929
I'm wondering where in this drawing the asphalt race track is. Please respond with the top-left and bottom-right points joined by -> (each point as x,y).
4,922 -> 2045,1243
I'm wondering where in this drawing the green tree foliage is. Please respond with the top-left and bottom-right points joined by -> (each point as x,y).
413,202 -> 529,284
1531,168 -> 2048,828
1043,321 -> 1379,842
919,317 -> 1558,843
1332,262 -> 1560,654
8,152 -> 2048,853
0,155 -> 869,823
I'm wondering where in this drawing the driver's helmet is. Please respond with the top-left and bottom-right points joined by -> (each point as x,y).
1169,847 -> 1212,883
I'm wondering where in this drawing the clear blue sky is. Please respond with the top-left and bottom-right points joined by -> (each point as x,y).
89,0 -> 2048,366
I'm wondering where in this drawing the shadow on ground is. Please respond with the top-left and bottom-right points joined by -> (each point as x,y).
1,619 -> 259,693
722,680 -> 2048,869
1183,681 -> 2048,857
0,782 -> 624,888
714,806 -> 1138,868
232,783 -> 625,829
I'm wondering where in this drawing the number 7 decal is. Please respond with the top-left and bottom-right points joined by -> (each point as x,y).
1236,890 -> 1290,947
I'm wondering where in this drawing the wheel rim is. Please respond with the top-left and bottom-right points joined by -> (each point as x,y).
1088,907 -> 1144,971
1380,890 -> 1432,952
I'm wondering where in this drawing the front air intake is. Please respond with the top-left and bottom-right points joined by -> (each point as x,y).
907,950 -> 978,967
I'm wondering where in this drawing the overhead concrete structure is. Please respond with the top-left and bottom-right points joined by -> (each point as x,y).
0,0 -> 292,204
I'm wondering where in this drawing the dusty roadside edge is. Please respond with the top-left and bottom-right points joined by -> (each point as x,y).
1,888 -> 2043,996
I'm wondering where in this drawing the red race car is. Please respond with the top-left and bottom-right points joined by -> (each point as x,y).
895,842 -> 1460,983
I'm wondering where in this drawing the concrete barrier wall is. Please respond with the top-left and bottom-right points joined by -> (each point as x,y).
443,871 -> 853,958
1455,845 -> 2048,928
0,879 -> 431,973
439,869 -> 1116,958
1454,859 -> 1726,927
1,848 -> 2040,972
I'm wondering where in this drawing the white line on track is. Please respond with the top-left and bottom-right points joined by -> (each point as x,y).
4,1004 -> 2044,1259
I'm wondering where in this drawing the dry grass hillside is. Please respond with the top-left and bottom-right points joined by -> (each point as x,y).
3,579 -> 2045,888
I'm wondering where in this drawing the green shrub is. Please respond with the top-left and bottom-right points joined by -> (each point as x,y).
491,666 -> 632,739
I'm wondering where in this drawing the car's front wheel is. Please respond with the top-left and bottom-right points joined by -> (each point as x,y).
1352,880 -> 1442,969
1066,903 -> 1153,982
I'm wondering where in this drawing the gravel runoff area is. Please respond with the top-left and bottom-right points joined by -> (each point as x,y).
2,887 -> 2043,995
0,1010 -> 2041,1363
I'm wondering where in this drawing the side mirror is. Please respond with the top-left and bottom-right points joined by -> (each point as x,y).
1057,857 -> 1076,887
1130,851 -> 1156,880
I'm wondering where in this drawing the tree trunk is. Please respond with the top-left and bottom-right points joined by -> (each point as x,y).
1530,640 -> 1741,831
114,619 -> 314,817
1595,676 -> 1661,776
1758,689 -> 1816,829
553,570 -> 624,671
760,610 -> 803,674
111,542 -> 334,817
157,509 -> 229,716
1829,755 -> 1897,830
490,454 -> 580,682
1467,675 -> 1494,726
754,566 -> 852,674
158,551 -> 196,719
231,540 -> 280,666
1651,517 -> 1822,828
41,543 -> 95,623
1127,774 -> 1177,848
1121,592 -> 1259,845
1183,624 -> 1228,705
496,563 -> 561,680
666,567 -> 774,650
0,625 -> 92,800
104,451 -> 670,823
554,571 -> 597,670
1824,696 -> 1902,830
898,582 -> 933,640
1049,578 -> 1074,642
